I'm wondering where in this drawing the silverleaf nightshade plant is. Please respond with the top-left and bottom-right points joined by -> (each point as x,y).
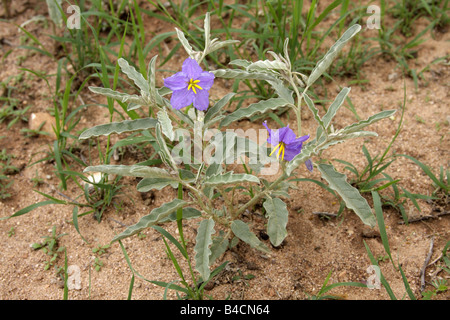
75,13 -> 396,296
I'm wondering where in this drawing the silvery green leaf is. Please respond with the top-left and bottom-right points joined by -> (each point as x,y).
204,93 -> 236,125
203,12 -> 211,49
46,0 -> 63,26
157,109 -> 175,141
220,98 -> 292,127
340,110 -> 396,134
267,79 -> 295,105
207,40 -> 240,54
79,118 -> 158,140
247,59 -> 287,73
229,59 -> 252,68
203,172 -> 260,186
111,199 -> 187,242
316,131 -> 379,151
178,169 -> 196,182
175,28 -> 194,57
209,233 -> 229,265
307,24 -> 361,86
315,87 -> 351,138
88,87 -> 147,105
160,207 -> 202,223
194,219 -> 215,281
212,69 -> 276,81
137,178 -> 178,192
84,164 -> 174,179
285,142 -> 317,176
147,55 -> 158,102
156,123 -> 177,170
205,163 -> 223,177
264,197 -> 289,247
127,102 -> 144,111
231,220 -> 270,253
322,87 -> 351,129
317,163 -> 376,227
118,58 -> 150,94
304,93 -> 325,130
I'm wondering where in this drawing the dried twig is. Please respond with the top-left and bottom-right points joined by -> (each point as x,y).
398,211 -> 450,224
313,212 -> 338,218
420,237 -> 434,292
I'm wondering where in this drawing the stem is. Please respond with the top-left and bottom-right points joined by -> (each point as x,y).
234,162 -> 288,218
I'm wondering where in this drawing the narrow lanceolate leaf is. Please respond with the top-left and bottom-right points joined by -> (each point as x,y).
264,197 -> 289,247
155,123 -> 177,170
341,109 -> 397,134
88,87 -> 147,105
157,109 -> 175,141
79,118 -> 158,140
247,59 -> 287,72
212,69 -> 276,81
84,165 -> 175,180
137,178 -> 178,192
220,98 -> 292,127
231,220 -> 270,253
112,199 -> 187,242
203,172 -> 260,187
194,219 -> 215,281
304,93 -> 324,130
207,40 -> 240,55
307,24 -> 361,86
175,28 -> 194,57
322,87 -> 351,129
46,0 -> 63,26
204,93 -> 236,125
118,58 -> 149,94
147,55 -> 158,98
317,164 -> 376,227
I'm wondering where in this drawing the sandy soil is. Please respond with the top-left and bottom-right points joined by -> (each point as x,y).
0,0 -> 448,301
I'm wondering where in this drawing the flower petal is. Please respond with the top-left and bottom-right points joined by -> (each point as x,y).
278,125 -> 297,144
283,134 -> 310,161
305,159 -> 313,172
164,72 -> 188,91
182,58 -> 203,78
193,89 -> 210,111
170,88 -> 194,110
196,71 -> 215,90
283,143 -> 303,161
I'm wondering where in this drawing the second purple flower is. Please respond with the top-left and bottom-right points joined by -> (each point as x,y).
163,58 -> 215,111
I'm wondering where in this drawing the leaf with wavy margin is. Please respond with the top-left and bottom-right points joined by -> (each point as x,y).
111,199 -> 187,242
318,164 -> 376,227
79,118 -> 158,140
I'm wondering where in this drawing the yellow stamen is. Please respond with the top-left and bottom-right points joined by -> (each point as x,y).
187,79 -> 203,94
270,142 -> 286,161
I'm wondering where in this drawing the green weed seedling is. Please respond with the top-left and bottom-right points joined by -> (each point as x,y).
92,244 -> 110,272
305,269 -> 366,300
31,225 -> 67,272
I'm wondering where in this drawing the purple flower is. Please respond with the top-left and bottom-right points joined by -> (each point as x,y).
163,58 -> 215,111
263,121 -> 312,170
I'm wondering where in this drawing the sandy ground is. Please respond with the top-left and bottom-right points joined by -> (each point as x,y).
0,0 -> 449,301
